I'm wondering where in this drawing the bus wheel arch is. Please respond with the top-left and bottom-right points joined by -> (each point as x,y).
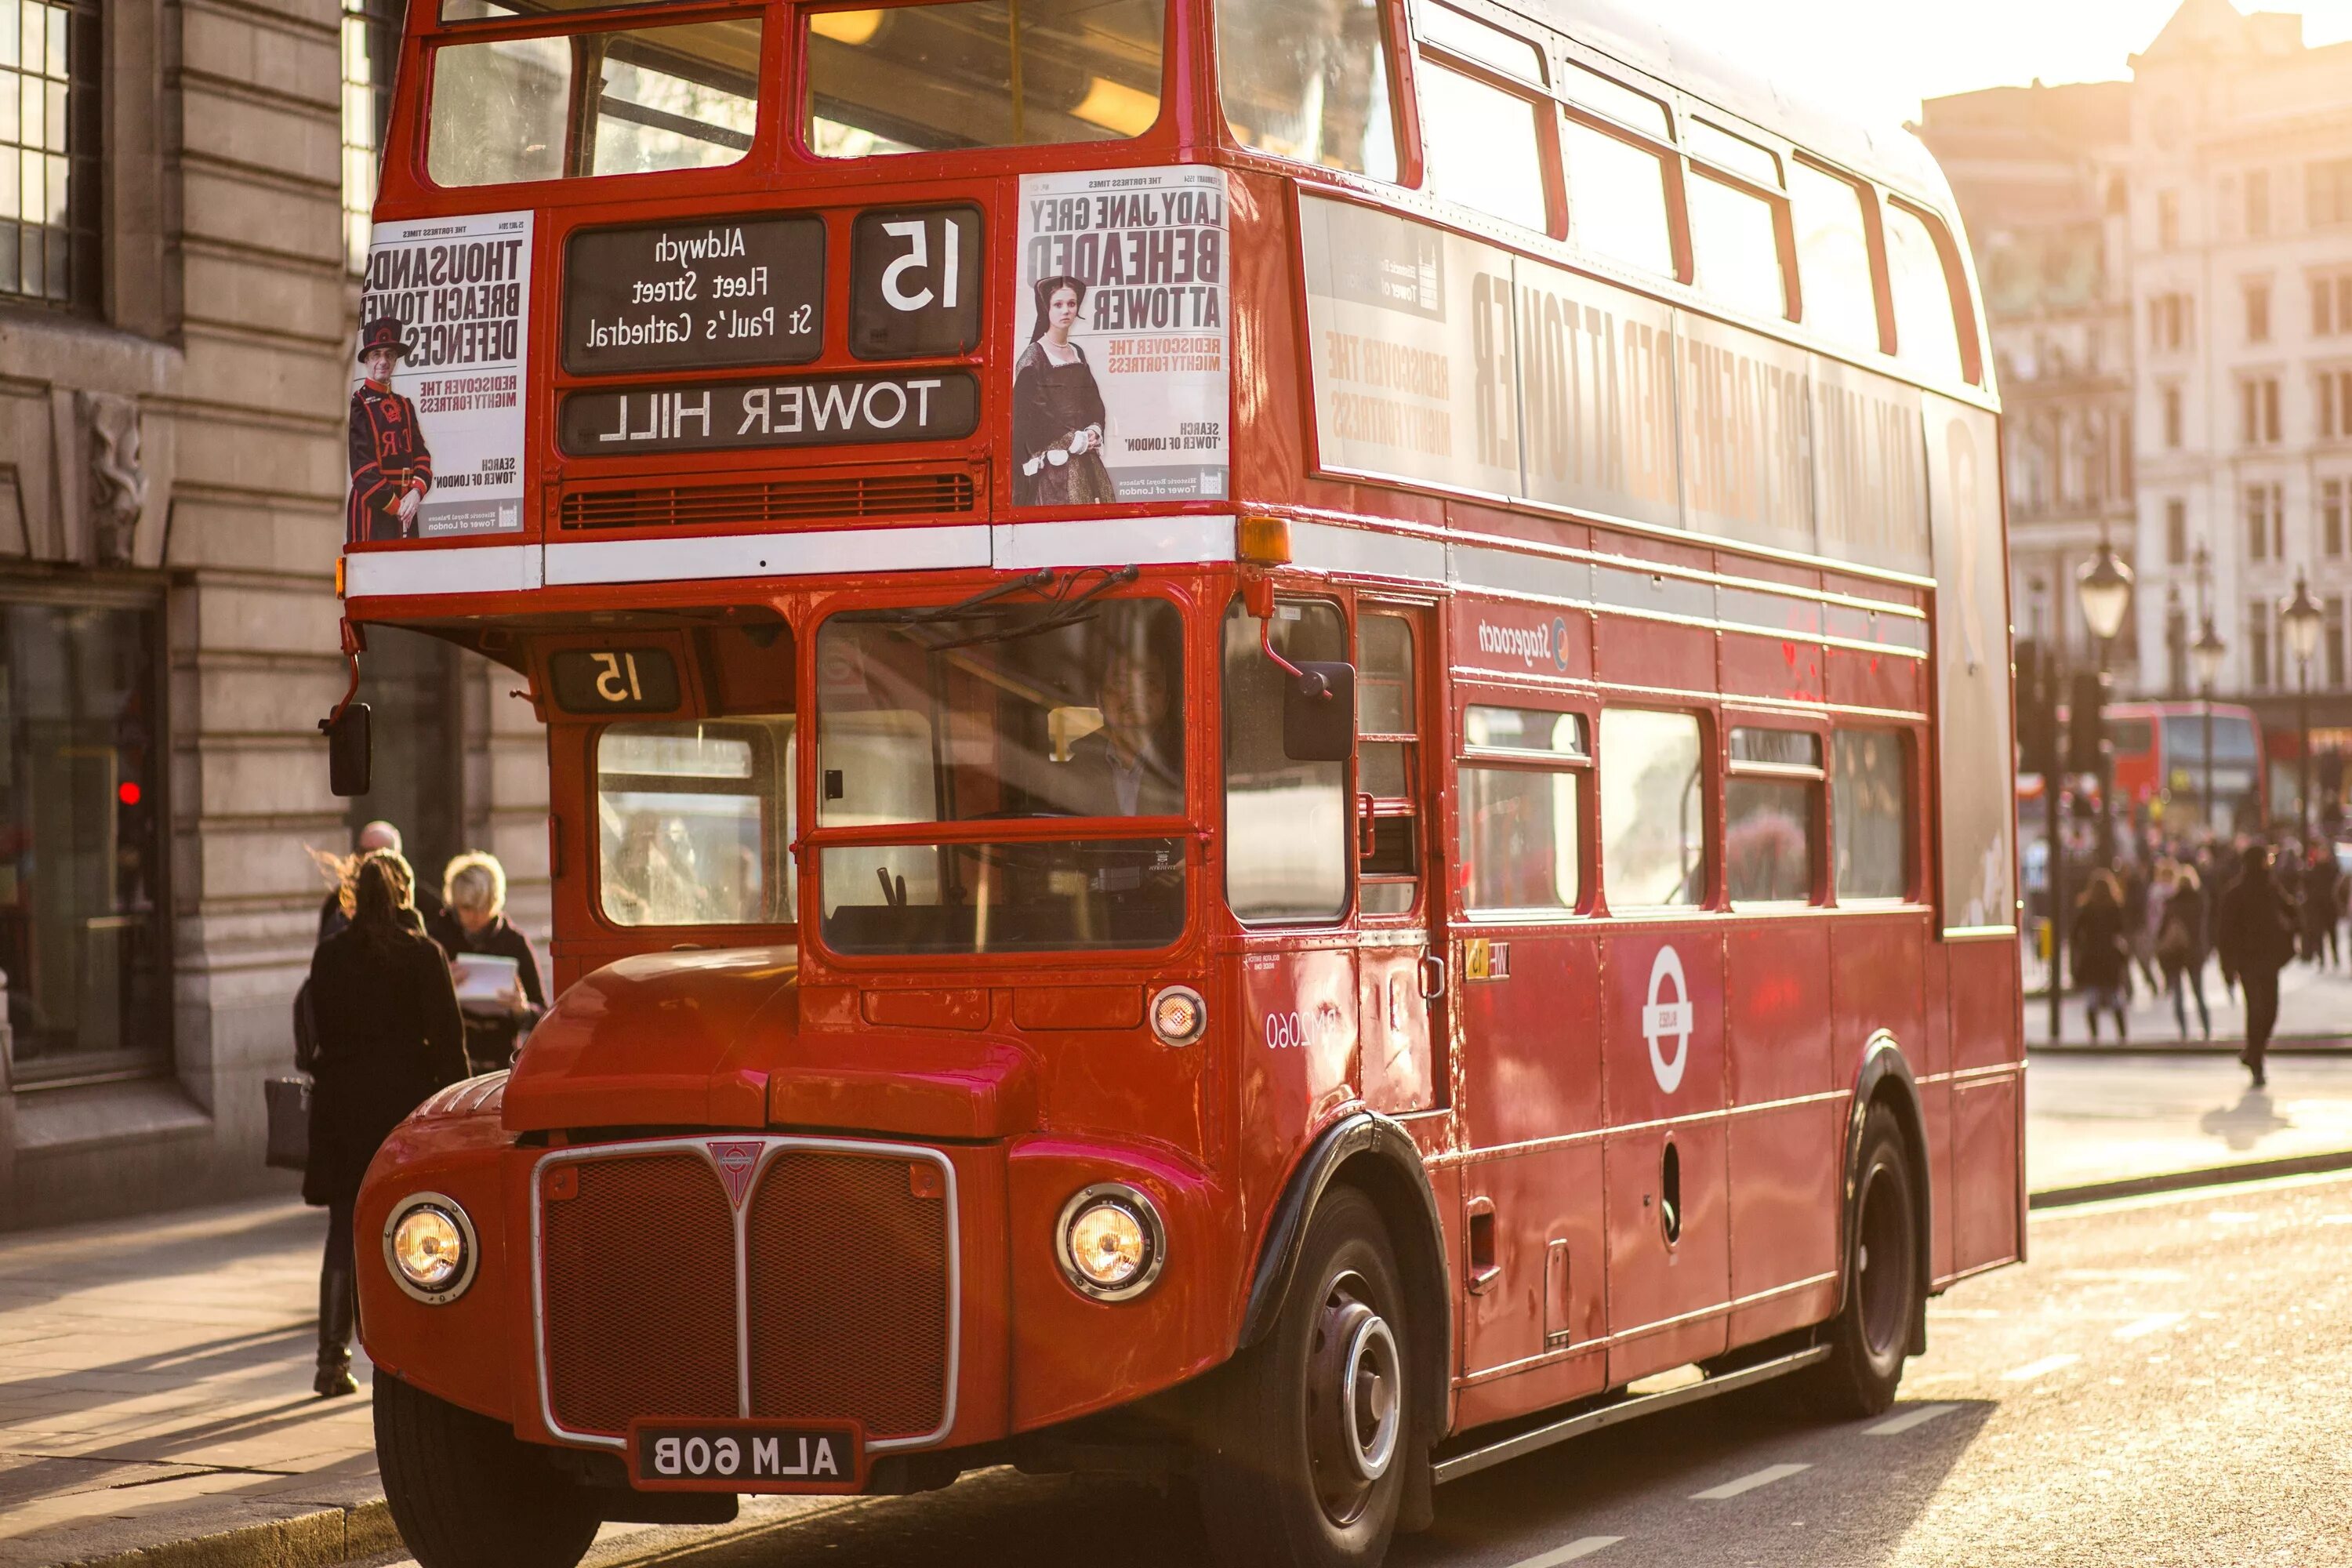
1846,1033 -> 1933,1353
1232,1114 -> 1449,1534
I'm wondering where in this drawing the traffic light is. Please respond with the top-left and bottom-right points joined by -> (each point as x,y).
2016,640 -> 2058,777
2066,670 -> 2111,776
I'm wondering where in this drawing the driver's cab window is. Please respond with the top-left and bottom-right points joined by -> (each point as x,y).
596,718 -> 794,926
1223,597 -> 1349,922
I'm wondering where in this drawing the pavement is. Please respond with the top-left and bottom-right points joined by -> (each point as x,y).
2023,947 -> 2352,1050
7,1058 -> 2352,1568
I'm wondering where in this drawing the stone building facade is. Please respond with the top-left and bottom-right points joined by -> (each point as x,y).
0,0 -> 545,1229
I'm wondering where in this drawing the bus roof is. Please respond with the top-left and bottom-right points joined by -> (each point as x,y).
1508,0 -> 1958,211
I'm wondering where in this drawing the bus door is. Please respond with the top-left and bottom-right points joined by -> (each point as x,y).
1353,607 -> 1442,1116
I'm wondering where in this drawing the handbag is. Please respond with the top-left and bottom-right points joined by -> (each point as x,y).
264,1075 -> 310,1171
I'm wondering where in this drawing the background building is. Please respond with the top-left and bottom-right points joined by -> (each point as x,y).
0,0 -> 546,1228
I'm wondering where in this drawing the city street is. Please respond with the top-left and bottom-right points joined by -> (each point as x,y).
376,1170 -> 2352,1568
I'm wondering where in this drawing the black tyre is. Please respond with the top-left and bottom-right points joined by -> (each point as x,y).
1803,1103 -> 1920,1419
1196,1186 -> 1412,1568
375,1371 -> 602,1568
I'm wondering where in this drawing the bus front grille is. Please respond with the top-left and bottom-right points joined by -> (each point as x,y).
537,1140 -> 955,1446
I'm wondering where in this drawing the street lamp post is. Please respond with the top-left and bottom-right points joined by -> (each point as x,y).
2192,542 -> 2222,835
2032,576 -> 2063,1045
2282,571 -> 2325,841
2076,539 -> 2136,862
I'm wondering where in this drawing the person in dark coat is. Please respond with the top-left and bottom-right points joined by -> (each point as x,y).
2155,863 -> 2211,1040
303,850 -> 466,1396
2070,868 -> 2130,1043
347,317 -> 433,543
2302,847 -> 2342,968
441,850 -> 546,1076
2215,843 -> 2298,1087
317,819 -> 462,954
1010,276 -> 1116,508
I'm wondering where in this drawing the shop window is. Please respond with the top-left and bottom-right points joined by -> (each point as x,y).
1216,0 -> 1396,178
1356,613 -> 1420,916
1224,598 -> 1348,922
1833,729 -> 1909,901
1599,708 -> 1704,909
1726,726 -> 1820,904
1458,705 -> 1585,914
1,600 -> 169,1083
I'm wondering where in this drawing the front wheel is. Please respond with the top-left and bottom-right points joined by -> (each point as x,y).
1802,1102 -> 1921,1419
1196,1185 -> 1412,1568
375,1372 -> 602,1568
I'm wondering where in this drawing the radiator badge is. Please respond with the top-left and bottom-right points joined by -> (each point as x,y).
707,1140 -> 763,1210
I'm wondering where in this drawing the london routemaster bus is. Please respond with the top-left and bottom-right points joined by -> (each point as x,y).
336,1 -> 2024,1564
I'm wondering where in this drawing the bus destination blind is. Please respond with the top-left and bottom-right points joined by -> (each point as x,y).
563,216 -> 826,375
557,371 -> 980,454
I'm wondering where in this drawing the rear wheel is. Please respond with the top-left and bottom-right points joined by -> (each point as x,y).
1803,1103 -> 1920,1419
1196,1186 -> 1412,1568
375,1372 -> 602,1568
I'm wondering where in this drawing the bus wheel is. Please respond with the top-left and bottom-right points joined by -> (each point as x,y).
375,1371 -> 601,1568
1199,1185 -> 1410,1568
1806,1103 -> 1919,1420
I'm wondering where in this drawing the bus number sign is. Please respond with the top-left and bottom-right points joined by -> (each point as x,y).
850,206 -> 983,361
563,216 -> 826,376
546,648 -> 681,714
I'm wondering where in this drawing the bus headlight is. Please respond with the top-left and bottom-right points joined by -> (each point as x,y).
383,1193 -> 478,1305
1055,1184 -> 1166,1301
1149,985 -> 1207,1047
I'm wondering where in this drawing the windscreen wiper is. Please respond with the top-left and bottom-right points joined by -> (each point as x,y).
924,565 -> 1140,651
873,568 -> 1056,626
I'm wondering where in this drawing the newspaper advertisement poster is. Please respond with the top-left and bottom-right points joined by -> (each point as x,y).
1013,167 -> 1228,506
350,209 -> 534,542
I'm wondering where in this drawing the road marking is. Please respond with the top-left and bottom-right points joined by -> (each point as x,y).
1691,1463 -> 1810,1500
2114,1312 -> 2186,1341
1507,1538 -> 1622,1568
1865,1403 -> 1955,1436
2002,1353 -> 2082,1382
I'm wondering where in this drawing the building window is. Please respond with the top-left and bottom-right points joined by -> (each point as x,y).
0,598 -> 170,1084
2249,600 -> 2272,691
2241,377 -> 2281,446
2150,292 -> 2191,352
0,0 -> 101,309
2246,279 -> 2271,343
2165,498 -> 2187,565
2161,384 -> 2183,448
2245,483 -> 2283,560
2322,369 -> 2352,439
2310,156 -> 2352,228
2157,189 -> 2180,249
342,0 -> 400,273
2328,478 -> 2347,558
2248,168 -> 2271,237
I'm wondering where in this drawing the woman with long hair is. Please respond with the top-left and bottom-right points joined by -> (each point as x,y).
303,849 -> 466,1396
2070,866 -> 2130,1044
2155,862 -> 2211,1040
1011,274 -> 1116,506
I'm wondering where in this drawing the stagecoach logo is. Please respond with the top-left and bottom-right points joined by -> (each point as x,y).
1642,946 -> 1693,1094
707,1141 -> 763,1210
1475,615 -> 1571,673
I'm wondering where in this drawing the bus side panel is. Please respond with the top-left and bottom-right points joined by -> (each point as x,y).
1948,938 -> 2024,1271
1723,920 -> 1839,1345
1921,936 -> 1956,1284
1720,628 -> 1823,706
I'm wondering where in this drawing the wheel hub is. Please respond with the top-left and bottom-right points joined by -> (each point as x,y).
1305,1272 -> 1403,1526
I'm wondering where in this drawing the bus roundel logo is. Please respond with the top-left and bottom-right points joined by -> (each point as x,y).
1642,946 -> 1693,1094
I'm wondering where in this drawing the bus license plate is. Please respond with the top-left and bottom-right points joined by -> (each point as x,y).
627,1421 -> 862,1492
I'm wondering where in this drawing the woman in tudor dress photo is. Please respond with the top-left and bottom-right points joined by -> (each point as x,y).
1011,274 -> 1117,507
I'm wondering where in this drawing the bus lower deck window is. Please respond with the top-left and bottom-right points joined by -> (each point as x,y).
427,18 -> 760,187
1599,709 -> 1704,909
805,0 -> 1165,158
1833,728 -> 1910,901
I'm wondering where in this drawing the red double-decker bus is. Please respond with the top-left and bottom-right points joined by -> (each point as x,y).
336,1 -> 2023,1564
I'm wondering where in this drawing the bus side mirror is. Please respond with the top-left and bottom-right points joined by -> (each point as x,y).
325,704 -> 372,797
1283,662 -> 1355,763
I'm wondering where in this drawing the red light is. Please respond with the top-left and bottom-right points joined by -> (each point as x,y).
118,782 -> 141,807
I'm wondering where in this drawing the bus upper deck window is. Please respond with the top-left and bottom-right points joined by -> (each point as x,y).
805,0 -> 1166,158
1790,160 -> 1879,353
1886,199 -> 1968,383
1214,0 -> 1396,180
426,18 -> 760,187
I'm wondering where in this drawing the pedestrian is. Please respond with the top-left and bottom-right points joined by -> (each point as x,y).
2070,868 -> 2131,1044
2155,864 -> 2211,1041
303,849 -> 466,1396
2302,847 -> 2341,968
2119,858 -> 2157,996
317,820 -> 463,954
2215,843 -> 2298,1088
442,850 -> 546,1076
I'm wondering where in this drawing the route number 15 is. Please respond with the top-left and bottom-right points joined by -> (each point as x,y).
851,205 -> 983,360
